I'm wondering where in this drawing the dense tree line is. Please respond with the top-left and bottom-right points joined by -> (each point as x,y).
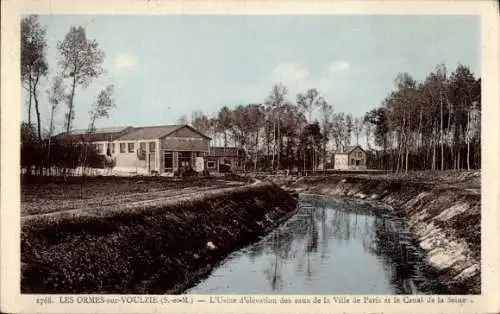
364,64 -> 481,171
187,64 -> 480,173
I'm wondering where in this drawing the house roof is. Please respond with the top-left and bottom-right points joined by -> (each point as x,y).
334,145 -> 365,155
116,125 -> 181,141
115,124 -> 211,141
53,126 -> 134,142
64,126 -> 132,135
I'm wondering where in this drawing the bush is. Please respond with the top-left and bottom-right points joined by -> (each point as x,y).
21,138 -> 105,175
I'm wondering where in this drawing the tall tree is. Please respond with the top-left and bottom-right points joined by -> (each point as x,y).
297,88 -> 321,123
21,15 -> 49,140
299,122 -> 323,172
265,83 -> 288,171
46,75 -> 67,163
364,107 -> 390,169
448,65 -> 480,170
57,26 -> 105,132
319,99 -> 333,169
191,110 -> 211,134
88,85 -> 116,133
297,88 -> 324,172
81,85 -> 115,192
217,106 -> 233,150
363,119 -> 373,150
46,76 -> 67,138
245,104 -> 266,171
279,104 -> 307,170
353,117 -> 363,145
343,113 -> 354,147
331,112 -> 345,150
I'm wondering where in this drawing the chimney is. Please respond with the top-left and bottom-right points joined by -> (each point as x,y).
340,145 -> 344,153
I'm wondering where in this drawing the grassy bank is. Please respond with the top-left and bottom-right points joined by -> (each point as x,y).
21,182 -> 298,294
268,172 -> 481,294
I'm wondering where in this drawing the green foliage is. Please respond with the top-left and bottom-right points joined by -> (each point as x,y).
364,107 -> 390,148
89,85 -> 115,123
363,64 -> 481,171
57,25 -> 105,132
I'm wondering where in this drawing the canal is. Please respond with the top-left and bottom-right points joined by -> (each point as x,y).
186,194 -> 445,295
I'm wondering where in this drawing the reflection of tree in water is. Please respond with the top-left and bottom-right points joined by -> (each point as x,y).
247,242 -> 265,263
260,199 -> 325,291
309,196 -> 422,293
306,206 -> 319,253
258,196 -> 430,293
365,215 -> 422,294
329,206 -> 356,241
263,229 -> 287,291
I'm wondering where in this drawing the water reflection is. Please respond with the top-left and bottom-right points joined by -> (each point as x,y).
187,195 -> 442,295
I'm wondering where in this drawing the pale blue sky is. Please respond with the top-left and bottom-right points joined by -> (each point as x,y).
24,15 -> 480,133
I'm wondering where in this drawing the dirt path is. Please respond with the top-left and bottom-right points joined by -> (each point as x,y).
22,182 -> 253,223
22,179 -> 247,217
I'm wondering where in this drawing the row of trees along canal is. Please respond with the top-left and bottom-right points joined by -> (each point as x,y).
21,15 -> 481,176
21,15 -> 116,177
181,65 -> 480,173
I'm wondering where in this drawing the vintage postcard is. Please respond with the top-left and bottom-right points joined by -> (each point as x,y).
1,0 -> 499,313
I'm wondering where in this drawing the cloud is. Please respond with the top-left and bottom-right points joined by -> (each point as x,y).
113,54 -> 139,73
256,60 -> 351,110
328,60 -> 350,74
272,62 -> 309,84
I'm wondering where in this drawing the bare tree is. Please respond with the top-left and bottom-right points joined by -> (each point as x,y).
191,110 -> 211,133
353,117 -> 363,145
46,76 -> 67,138
46,75 -> 67,167
297,88 -> 321,123
265,83 -> 288,171
363,119 -> 373,150
88,85 -> 116,132
57,26 -> 105,132
79,85 -> 115,194
344,113 -> 353,147
319,99 -> 333,169
177,115 -> 188,124
217,106 -> 233,150
331,112 -> 345,150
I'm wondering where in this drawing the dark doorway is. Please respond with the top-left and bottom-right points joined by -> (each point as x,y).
179,152 -> 192,168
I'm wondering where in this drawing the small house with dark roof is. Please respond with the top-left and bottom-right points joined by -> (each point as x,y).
206,146 -> 246,172
333,145 -> 367,170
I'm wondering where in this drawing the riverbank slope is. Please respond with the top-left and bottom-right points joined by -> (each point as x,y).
21,181 -> 298,294
263,171 -> 481,294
